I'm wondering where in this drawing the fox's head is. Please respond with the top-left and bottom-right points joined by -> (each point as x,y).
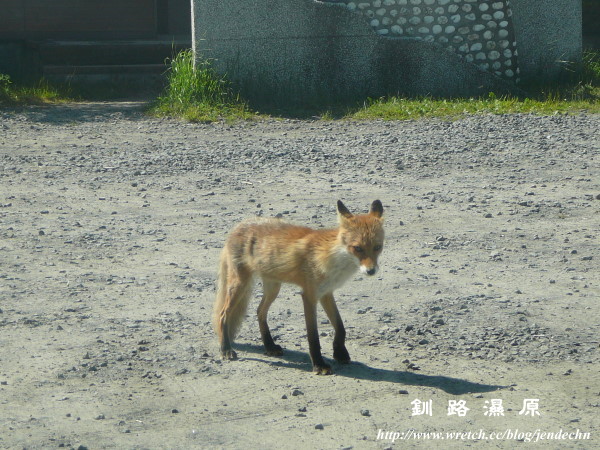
337,200 -> 385,276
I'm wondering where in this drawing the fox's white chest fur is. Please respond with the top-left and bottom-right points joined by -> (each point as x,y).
316,246 -> 360,299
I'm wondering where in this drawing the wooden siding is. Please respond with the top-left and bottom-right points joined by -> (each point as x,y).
0,0 -> 157,39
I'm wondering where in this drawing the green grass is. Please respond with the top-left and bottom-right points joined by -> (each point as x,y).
348,50 -> 600,121
0,74 -> 71,105
148,49 -> 253,122
581,48 -> 600,84
349,93 -> 600,121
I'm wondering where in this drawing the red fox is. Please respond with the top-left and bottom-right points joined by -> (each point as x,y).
213,200 -> 384,374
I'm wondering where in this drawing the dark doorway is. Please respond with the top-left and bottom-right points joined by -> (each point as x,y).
583,0 -> 600,49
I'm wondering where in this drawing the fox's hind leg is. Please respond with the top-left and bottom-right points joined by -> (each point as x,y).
257,279 -> 283,356
214,251 -> 253,360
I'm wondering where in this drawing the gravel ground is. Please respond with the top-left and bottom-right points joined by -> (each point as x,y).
1,102 -> 599,449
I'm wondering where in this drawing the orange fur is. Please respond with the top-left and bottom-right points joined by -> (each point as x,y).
213,200 -> 385,374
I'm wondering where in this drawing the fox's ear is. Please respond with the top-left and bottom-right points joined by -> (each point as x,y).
337,200 -> 353,219
370,200 -> 384,218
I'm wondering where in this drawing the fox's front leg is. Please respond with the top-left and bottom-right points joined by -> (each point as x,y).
320,294 -> 350,364
302,292 -> 332,375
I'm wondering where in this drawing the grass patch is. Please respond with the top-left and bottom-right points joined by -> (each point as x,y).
582,48 -> 600,84
0,74 -> 71,105
350,94 -> 600,121
348,50 -> 600,121
148,49 -> 254,122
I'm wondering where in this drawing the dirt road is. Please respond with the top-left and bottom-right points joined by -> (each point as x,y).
1,103 -> 598,449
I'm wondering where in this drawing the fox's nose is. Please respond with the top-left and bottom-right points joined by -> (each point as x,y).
366,268 -> 377,276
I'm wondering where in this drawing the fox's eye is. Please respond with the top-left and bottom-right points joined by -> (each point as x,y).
353,246 -> 364,253
374,245 -> 382,252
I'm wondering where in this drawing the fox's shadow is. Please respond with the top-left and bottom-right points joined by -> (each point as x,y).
235,343 -> 505,395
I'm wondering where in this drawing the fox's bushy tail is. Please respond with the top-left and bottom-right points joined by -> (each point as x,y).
213,247 -> 253,342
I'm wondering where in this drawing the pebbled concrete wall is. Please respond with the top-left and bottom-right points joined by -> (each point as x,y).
191,0 -> 581,105
326,0 -> 520,82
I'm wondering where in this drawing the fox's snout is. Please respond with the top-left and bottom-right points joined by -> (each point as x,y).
360,265 -> 378,276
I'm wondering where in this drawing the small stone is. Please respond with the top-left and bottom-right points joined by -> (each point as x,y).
489,46 -> 500,57
315,423 -> 324,430
399,389 -> 409,395
291,389 -> 304,396
360,409 -> 371,416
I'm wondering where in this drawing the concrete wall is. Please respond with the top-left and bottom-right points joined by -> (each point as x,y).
192,0 -> 582,105
511,0 -> 582,83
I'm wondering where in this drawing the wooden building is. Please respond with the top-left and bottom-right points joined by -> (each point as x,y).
0,0 -> 191,83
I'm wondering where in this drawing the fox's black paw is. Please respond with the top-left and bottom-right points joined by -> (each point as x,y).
221,349 -> 238,360
333,346 -> 351,364
265,344 -> 284,356
313,364 -> 333,375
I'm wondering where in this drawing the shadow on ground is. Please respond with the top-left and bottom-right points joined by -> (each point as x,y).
2,101 -> 149,124
236,343 -> 505,395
